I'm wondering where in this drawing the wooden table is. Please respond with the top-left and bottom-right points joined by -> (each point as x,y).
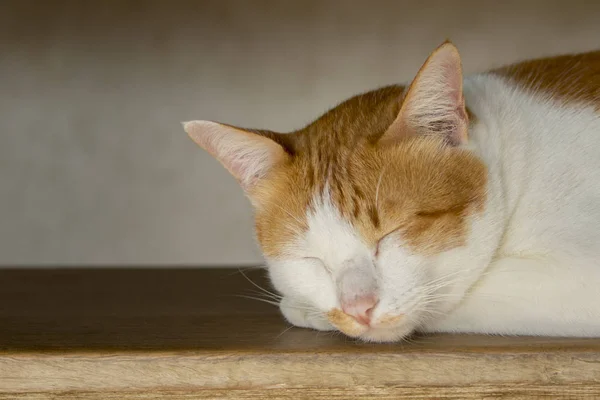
0,268 -> 599,399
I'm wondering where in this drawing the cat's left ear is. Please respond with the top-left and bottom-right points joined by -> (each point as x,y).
183,120 -> 289,193
381,41 -> 468,146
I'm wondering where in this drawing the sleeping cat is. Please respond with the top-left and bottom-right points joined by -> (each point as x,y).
184,41 -> 600,342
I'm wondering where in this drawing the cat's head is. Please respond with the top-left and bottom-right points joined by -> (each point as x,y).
184,42 -> 487,342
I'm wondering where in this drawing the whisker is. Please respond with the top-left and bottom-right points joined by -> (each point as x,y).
226,265 -> 266,277
261,198 -> 306,228
275,325 -> 296,339
375,164 -> 388,212
238,268 -> 282,299
306,310 -> 326,319
235,295 -> 280,307
246,288 -> 283,301
239,295 -> 321,313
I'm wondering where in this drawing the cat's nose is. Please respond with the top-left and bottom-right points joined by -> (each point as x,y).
341,295 -> 379,326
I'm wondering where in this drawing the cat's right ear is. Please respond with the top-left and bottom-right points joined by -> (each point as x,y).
380,41 -> 468,146
183,120 -> 289,193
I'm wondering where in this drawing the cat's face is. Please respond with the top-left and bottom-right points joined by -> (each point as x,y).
252,135 -> 486,341
185,42 -> 487,341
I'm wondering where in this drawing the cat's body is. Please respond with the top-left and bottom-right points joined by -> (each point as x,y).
425,54 -> 600,336
185,44 -> 600,341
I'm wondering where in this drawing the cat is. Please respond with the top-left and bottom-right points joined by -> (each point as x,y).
184,41 -> 600,342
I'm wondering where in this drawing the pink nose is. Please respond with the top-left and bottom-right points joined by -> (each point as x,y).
341,295 -> 379,326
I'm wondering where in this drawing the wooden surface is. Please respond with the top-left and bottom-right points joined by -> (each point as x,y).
0,268 -> 599,399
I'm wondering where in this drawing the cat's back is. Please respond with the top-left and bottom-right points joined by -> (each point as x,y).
464,49 -> 600,262
490,50 -> 600,110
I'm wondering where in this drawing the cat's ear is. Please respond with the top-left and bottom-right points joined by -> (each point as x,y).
381,41 -> 468,146
184,120 -> 289,192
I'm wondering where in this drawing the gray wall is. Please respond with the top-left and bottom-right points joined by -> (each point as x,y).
2,0 -> 599,266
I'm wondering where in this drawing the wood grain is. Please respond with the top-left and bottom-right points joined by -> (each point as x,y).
2,385 -> 600,399
0,268 -> 599,398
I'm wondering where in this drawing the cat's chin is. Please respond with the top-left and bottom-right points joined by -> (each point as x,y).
350,325 -> 416,343
280,299 -> 421,342
324,307 -> 420,343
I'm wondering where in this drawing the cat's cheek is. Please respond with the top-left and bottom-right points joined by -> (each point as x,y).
279,301 -> 312,329
279,297 -> 335,331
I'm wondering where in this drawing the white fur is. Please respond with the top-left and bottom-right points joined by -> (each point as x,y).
268,189 -> 375,331
425,74 -> 600,336
267,73 -> 600,341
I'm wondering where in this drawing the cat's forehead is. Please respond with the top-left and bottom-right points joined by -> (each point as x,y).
255,135 -> 487,259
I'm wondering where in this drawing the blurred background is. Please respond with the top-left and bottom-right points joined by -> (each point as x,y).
1,0 -> 599,267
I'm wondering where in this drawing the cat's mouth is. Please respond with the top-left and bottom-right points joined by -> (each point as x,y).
326,308 -> 410,342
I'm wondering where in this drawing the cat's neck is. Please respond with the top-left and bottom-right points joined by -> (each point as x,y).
424,74 -> 518,314
464,73 -> 526,227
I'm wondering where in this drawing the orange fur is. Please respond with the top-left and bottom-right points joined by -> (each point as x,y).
189,44 -> 600,261
253,85 -> 407,258
326,308 -> 367,337
253,82 -> 486,259
492,50 -> 600,110
327,308 -> 404,336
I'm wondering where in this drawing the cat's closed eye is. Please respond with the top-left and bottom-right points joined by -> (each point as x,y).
415,205 -> 465,218
303,256 -> 323,263
302,256 -> 332,275
302,256 -> 330,272
374,208 -> 459,255
375,226 -> 402,256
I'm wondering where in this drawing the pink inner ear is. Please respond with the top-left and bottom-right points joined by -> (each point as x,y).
443,56 -> 468,122
380,43 -> 468,146
227,147 -> 275,190
184,120 -> 287,191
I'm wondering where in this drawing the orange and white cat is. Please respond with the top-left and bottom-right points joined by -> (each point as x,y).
184,41 -> 600,342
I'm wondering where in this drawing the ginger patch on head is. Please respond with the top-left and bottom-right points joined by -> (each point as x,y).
327,136 -> 487,257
